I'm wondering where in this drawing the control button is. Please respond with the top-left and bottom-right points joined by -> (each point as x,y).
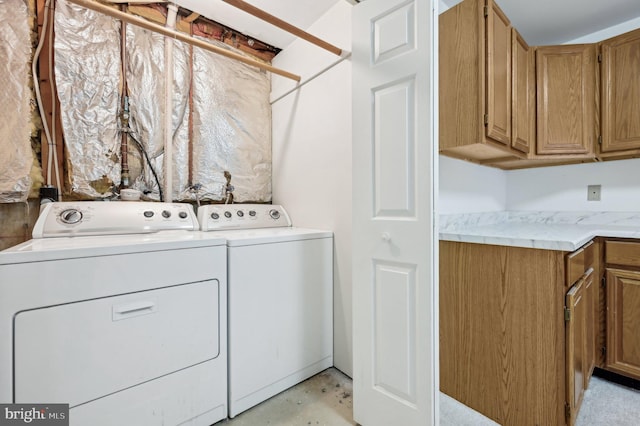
224,211 -> 232,218
249,210 -> 256,217
269,209 -> 280,220
178,211 -> 188,219
60,209 -> 83,224
143,210 -> 154,218
162,210 -> 171,218
237,210 -> 244,217
211,212 -> 220,220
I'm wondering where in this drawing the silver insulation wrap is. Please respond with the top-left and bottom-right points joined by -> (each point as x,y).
54,0 -> 121,198
126,26 -> 190,201
54,4 -> 272,202
0,0 -> 33,202
191,39 -> 272,202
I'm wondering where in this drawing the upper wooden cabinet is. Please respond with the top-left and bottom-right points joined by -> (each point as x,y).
511,29 -> 534,154
535,44 -> 597,156
439,0 -> 527,163
600,28 -> 640,155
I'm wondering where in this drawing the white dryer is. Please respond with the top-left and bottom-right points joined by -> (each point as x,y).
0,201 -> 228,426
198,204 -> 333,418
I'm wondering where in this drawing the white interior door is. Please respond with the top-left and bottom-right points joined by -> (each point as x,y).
352,0 -> 437,425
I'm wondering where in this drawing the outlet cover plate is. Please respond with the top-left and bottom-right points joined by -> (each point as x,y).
587,185 -> 601,201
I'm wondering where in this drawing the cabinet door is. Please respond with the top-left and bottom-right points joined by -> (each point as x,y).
584,268 -> 596,384
536,44 -> 597,155
511,29 -> 532,154
606,268 -> 640,380
601,28 -> 640,153
566,278 -> 586,426
485,0 -> 511,146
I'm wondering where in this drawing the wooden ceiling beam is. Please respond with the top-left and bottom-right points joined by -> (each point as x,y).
222,0 -> 343,56
66,0 -> 301,81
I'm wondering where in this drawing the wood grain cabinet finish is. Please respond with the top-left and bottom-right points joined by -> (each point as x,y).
536,44 -> 597,156
439,0 -> 527,163
600,28 -> 640,155
440,240 -> 598,426
440,241 -> 565,426
605,269 -> 640,381
511,28 -> 534,154
604,240 -> 640,381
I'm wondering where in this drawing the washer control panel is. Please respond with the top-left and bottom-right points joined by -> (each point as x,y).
197,204 -> 292,231
32,201 -> 199,238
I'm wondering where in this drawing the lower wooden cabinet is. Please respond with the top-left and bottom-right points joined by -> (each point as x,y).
440,240 -> 596,426
605,268 -> 640,380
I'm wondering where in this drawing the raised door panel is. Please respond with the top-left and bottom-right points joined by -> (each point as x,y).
566,278 -> 586,426
486,0 -> 512,146
536,44 -> 596,155
606,269 -> 640,380
511,29 -> 532,154
584,268 -> 596,383
601,28 -> 640,153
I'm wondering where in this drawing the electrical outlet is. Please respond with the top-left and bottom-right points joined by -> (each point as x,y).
587,185 -> 601,201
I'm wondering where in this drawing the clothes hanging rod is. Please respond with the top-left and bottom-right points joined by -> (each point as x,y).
67,0 -> 302,81
221,0 -> 343,56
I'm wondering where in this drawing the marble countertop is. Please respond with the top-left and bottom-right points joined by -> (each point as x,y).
440,211 -> 640,251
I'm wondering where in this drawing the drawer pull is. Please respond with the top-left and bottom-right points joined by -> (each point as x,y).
112,301 -> 156,321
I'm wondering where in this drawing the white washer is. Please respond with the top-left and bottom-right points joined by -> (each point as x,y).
198,204 -> 333,418
0,201 -> 228,426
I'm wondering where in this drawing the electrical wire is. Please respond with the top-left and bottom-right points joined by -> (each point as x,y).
126,130 -> 164,202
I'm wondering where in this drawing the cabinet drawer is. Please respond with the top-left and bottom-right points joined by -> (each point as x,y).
606,241 -> 640,267
567,241 -> 595,285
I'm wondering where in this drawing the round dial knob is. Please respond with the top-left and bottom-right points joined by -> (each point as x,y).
237,210 -> 244,217
60,209 -> 83,224
249,210 -> 256,217
269,209 -> 280,220
143,210 -> 154,218
224,211 -> 232,218
162,210 -> 171,218
178,211 -> 188,219
211,212 -> 220,220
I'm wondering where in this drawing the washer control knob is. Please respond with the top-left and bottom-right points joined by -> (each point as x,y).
224,211 -> 232,218
178,211 -> 188,219
211,212 -> 220,220
249,210 -> 257,217
162,210 -> 171,218
237,210 -> 244,217
269,209 -> 280,220
60,209 -> 83,224
143,210 -> 154,218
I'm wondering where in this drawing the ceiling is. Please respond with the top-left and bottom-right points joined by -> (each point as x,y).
170,0 -> 640,51
172,0 -> 343,50
441,0 -> 640,45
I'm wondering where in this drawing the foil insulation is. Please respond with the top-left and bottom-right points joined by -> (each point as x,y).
54,0 -> 121,198
191,39 -> 272,202
0,0 -> 33,202
54,4 -> 271,202
126,25 -> 190,201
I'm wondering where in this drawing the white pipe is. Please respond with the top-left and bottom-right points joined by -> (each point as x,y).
164,3 -> 178,201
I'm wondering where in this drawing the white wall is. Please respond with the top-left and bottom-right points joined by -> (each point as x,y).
439,157 -> 507,213
506,159 -> 640,211
271,2 -> 353,376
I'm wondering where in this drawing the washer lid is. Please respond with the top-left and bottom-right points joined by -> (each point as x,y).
0,231 -> 225,264
216,227 -> 333,246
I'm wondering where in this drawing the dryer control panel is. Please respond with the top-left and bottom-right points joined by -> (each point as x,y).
198,204 -> 292,231
32,201 -> 199,238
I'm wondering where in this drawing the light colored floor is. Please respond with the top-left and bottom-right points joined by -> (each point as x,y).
214,369 -> 640,425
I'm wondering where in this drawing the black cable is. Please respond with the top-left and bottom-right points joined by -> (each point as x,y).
126,131 -> 164,202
